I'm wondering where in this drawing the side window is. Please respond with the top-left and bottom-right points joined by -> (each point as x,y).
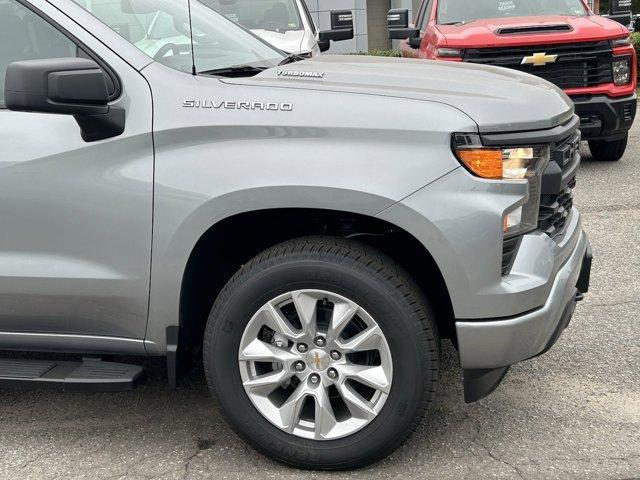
0,0 -> 77,108
414,0 -> 426,26
416,0 -> 433,31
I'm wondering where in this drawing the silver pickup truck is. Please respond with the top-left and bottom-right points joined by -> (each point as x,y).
0,0 -> 591,470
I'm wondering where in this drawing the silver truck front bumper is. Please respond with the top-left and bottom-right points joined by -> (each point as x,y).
456,229 -> 590,370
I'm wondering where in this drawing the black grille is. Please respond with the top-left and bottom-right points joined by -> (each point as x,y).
502,236 -> 521,276
539,177 -> 576,237
538,133 -> 580,239
624,102 -> 635,121
463,41 -> 613,89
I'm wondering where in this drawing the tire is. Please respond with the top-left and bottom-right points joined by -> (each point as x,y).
203,236 -> 439,470
588,134 -> 628,162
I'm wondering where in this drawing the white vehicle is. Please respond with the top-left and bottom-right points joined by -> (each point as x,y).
137,0 -> 354,58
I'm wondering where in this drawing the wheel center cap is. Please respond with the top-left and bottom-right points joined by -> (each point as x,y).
306,349 -> 330,371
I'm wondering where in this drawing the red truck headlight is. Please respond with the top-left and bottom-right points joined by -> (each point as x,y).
612,57 -> 632,86
436,48 -> 464,58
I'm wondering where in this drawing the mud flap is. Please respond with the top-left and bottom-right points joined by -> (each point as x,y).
463,366 -> 510,403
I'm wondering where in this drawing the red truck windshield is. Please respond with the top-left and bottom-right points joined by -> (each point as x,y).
437,0 -> 588,25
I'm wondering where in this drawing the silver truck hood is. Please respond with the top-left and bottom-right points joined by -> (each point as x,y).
223,55 -> 574,133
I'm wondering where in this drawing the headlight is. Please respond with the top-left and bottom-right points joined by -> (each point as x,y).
452,133 -> 550,236
452,133 -> 549,180
612,37 -> 631,47
436,48 -> 464,58
612,57 -> 631,86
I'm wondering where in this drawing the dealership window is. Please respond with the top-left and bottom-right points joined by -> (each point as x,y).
0,0 -> 77,108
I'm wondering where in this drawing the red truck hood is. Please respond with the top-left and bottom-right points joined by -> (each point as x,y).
437,15 -> 627,48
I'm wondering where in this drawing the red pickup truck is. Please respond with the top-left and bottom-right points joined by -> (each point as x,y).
388,0 -> 637,161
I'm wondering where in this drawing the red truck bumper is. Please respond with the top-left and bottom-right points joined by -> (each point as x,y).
572,93 -> 637,141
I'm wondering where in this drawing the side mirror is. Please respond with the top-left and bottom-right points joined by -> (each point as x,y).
606,12 -> 633,27
5,57 -> 125,142
387,9 -> 421,49
318,10 -> 354,52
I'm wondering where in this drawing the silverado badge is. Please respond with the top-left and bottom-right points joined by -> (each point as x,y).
521,52 -> 558,67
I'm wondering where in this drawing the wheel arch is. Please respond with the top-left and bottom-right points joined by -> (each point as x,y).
176,207 -> 455,358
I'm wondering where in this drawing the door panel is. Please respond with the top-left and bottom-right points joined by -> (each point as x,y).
0,0 -> 153,339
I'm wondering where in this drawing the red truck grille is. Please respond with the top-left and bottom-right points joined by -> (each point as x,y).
463,41 -> 613,89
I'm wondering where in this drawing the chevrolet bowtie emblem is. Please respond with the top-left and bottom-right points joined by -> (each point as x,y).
313,352 -> 322,369
521,52 -> 558,67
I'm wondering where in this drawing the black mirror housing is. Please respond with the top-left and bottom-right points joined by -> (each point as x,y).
607,12 -> 632,26
389,26 -> 421,40
329,9 -> 354,33
4,57 -> 125,142
318,9 -> 354,51
387,8 -> 409,29
387,8 -> 421,46
5,57 -> 110,115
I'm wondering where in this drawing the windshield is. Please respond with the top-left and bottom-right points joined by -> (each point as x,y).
437,0 -> 587,24
71,0 -> 285,74
202,0 -> 303,32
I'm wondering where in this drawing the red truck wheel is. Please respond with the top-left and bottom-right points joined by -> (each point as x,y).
588,134 -> 628,162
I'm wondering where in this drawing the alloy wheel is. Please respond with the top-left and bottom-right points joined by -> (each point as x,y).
238,289 -> 393,440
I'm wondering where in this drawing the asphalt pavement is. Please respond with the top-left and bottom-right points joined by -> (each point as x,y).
0,123 -> 639,480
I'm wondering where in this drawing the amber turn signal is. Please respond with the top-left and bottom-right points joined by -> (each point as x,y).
455,148 -> 503,179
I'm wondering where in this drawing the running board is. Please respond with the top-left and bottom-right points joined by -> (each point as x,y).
0,357 -> 144,392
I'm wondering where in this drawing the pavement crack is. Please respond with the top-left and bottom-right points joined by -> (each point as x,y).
579,204 -> 640,213
465,413 -> 526,480
182,438 -> 216,480
588,299 -> 640,308
182,450 -> 200,480
20,457 -> 37,469
546,454 -> 640,464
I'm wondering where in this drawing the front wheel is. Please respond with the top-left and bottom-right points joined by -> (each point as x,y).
588,134 -> 628,162
203,236 -> 439,469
